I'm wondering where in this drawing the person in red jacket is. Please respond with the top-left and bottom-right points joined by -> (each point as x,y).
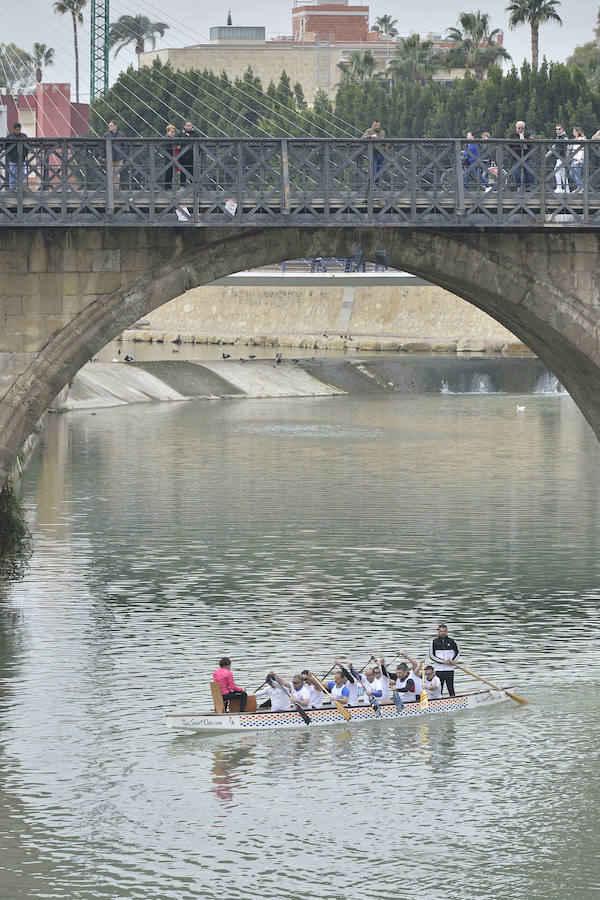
213,657 -> 247,711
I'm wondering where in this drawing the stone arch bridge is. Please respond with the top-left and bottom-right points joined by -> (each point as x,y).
1,224 -> 599,486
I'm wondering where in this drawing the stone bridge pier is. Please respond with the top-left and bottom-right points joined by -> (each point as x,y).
1,226 -> 599,486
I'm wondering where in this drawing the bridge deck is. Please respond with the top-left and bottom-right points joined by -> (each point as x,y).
1,137 -> 599,227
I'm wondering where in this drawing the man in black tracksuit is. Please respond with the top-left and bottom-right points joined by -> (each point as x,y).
429,624 -> 460,696
177,120 -> 201,186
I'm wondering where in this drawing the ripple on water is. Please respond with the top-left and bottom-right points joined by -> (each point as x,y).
1,393 -> 600,898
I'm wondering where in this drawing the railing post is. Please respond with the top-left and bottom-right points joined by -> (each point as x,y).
324,140 -> 330,221
149,139 -> 156,222
583,140 -> 590,225
192,138 -> 199,223
16,141 -> 23,223
237,140 -> 244,222
105,138 -> 114,214
455,139 -> 465,218
61,140 -> 68,223
281,138 -> 290,216
367,138 -> 373,222
539,139 -> 547,223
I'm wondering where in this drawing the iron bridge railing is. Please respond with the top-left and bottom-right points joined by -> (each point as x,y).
1,137 -> 599,227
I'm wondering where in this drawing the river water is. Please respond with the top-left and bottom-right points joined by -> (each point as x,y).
1,378 -> 600,899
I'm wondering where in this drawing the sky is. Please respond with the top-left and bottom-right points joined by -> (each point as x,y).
0,0 -> 597,101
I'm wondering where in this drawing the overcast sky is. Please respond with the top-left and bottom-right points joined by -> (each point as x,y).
1,0 -> 597,101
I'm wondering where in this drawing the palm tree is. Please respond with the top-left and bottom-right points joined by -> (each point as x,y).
371,14 -> 399,37
53,0 -> 87,103
0,43 -> 35,91
446,11 -> 511,80
387,34 -> 440,83
31,43 -> 55,83
109,14 -> 169,57
337,49 -> 377,85
506,0 -> 562,71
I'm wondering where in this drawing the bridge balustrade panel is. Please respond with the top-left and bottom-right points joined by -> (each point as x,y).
0,138 -> 599,227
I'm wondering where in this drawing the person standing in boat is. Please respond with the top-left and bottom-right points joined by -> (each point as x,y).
255,673 -> 291,711
301,670 -> 324,708
429,624 -> 460,696
213,657 -> 248,712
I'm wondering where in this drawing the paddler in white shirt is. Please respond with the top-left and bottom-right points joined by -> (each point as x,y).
255,673 -> 292,711
326,670 -> 350,705
372,658 -> 391,701
422,664 -> 442,699
354,663 -> 384,702
272,672 -> 311,707
398,651 -> 424,700
334,660 -> 360,705
301,670 -> 324,709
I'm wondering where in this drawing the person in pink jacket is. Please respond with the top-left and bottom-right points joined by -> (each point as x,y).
213,657 -> 248,712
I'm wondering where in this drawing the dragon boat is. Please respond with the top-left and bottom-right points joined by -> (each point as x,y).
166,687 -> 510,734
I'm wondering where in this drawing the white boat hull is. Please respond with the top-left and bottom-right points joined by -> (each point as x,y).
166,688 -> 509,734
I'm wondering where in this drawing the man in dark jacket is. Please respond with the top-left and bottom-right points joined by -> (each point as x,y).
6,122 -> 29,189
429,623 -> 460,696
177,120 -> 200,185
508,120 -> 533,191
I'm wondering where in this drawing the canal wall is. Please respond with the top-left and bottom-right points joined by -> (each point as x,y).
121,283 -> 525,354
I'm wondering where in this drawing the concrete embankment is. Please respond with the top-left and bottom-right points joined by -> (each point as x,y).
121,281 -> 528,354
58,356 -> 562,412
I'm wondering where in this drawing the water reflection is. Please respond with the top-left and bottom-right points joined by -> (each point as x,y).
1,392 -> 600,898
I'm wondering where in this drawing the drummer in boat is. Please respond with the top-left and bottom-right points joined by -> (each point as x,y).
212,656 -> 248,712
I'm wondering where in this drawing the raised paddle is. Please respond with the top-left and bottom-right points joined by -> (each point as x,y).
309,672 -> 352,722
449,660 -> 528,705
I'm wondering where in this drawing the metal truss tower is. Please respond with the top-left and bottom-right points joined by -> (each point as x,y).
90,0 -> 110,101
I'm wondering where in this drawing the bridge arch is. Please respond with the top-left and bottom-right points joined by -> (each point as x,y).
1,226 -> 599,484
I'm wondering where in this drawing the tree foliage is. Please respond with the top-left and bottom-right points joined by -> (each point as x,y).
445,11 -> 511,81
506,0 -> 562,71
89,58 -> 600,141
109,14 -> 169,57
90,60 -> 350,137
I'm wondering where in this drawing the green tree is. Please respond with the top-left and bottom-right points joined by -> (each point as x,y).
371,14 -> 399,37
0,43 -> 34,91
109,14 -> 169,57
387,34 -> 440,84
337,49 -> 377,86
446,11 -> 511,81
506,0 -> 562,71
53,0 -> 87,103
31,42 -> 55,83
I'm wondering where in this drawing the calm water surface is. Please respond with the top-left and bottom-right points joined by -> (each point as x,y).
1,391 -> 600,899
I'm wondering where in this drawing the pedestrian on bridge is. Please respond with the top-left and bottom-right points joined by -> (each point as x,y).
178,120 -> 200,186
361,119 -> 386,188
163,124 -> 180,190
6,123 -> 29,190
508,120 -> 533,192
102,121 -> 126,192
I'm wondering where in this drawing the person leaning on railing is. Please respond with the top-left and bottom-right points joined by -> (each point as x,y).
102,120 -> 126,191
6,122 -> 29,189
508,120 -> 533,191
361,119 -> 387,188
569,127 -> 587,192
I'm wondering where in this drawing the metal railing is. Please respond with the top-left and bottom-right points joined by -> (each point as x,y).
0,137 -> 599,227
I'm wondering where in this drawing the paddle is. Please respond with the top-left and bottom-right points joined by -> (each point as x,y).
309,672 -> 352,721
449,660 -> 528,705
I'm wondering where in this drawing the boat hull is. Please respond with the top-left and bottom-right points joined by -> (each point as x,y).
166,688 -> 509,734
